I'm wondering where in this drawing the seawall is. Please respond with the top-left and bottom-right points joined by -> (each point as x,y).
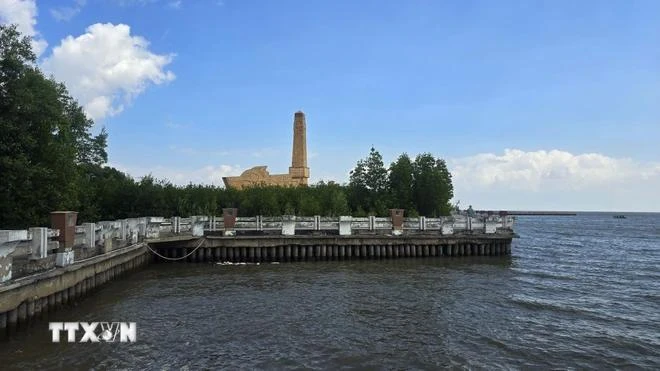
0,243 -> 150,333
149,234 -> 513,263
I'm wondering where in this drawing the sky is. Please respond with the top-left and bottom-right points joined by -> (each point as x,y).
1,0 -> 659,212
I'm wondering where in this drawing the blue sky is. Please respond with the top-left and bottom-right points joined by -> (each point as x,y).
2,0 -> 659,211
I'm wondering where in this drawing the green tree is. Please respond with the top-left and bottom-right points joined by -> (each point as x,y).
388,153 -> 415,212
0,25 -> 106,227
348,147 -> 388,215
412,153 -> 454,217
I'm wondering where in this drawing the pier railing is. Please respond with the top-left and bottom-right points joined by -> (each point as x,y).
0,209 -> 514,282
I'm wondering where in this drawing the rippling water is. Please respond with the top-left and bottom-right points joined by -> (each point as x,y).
2,213 -> 659,369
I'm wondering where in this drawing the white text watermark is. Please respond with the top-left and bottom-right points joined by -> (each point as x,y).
48,322 -> 136,343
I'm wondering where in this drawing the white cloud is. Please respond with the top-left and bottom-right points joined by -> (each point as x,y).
449,149 -> 660,211
41,23 -> 175,121
0,0 -> 47,56
50,0 -> 86,22
450,149 -> 660,191
110,163 -> 240,186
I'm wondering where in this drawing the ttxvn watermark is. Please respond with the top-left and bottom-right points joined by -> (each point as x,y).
49,322 -> 136,343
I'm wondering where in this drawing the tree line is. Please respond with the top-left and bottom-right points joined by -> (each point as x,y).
0,25 -> 454,228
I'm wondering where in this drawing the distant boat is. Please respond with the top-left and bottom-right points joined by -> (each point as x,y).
613,215 -> 626,219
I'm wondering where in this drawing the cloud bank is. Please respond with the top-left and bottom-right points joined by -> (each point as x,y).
41,23 -> 175,121
0,0 -> 47,56
449,149 -> 660,211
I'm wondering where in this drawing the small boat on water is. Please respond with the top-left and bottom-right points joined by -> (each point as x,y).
613,215 -> 626,219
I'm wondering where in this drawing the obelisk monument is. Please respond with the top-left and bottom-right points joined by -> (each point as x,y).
288,111 -> 310,184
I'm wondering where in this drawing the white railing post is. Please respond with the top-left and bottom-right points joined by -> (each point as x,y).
82,223 -> 96,248
368,216 -> 376,231
282,215 -> 296,236
339,216 -> 352,235
120,219 -> 128,240
30,227 -> 49,259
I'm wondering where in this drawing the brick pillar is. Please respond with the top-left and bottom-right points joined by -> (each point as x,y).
389,209 -> 405,234
50,211 -> 77,251
223,208 -> 238,236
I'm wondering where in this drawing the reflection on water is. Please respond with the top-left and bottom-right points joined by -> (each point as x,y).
2,213 -> 659,369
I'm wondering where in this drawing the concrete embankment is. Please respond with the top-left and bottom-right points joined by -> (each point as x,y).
149,234 -> 513,263
0,243 -> 149,333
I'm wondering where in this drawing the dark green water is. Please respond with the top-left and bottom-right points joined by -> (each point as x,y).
2,213 -> 659,369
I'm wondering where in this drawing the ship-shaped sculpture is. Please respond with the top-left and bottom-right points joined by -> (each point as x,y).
222,111 -> 310,189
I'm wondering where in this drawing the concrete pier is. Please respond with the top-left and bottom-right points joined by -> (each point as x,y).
149,235 -> 513,263
0,243 -> 149,335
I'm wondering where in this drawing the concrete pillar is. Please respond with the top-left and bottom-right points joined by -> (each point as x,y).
314,215 -> 321,231
339,216 -> 352,236
282,215 -> 296,236
35,298 -> 42,317
56,250 -> 74,267
228,247 -> 235,262
419,216 -> 426,231
8,309 -> 17,327
120,219 -> 129,240
192,220 -> 204,237
368,216 -> 376,231
82,223 -> 96,248
30,227 -> 49,259
27,299 -> 35,319
208,215 -> 217,232
172,217 -> 181,234
17,302 -> 27,323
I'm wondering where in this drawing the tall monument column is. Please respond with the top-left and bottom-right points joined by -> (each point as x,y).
289,111 -> 310,185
